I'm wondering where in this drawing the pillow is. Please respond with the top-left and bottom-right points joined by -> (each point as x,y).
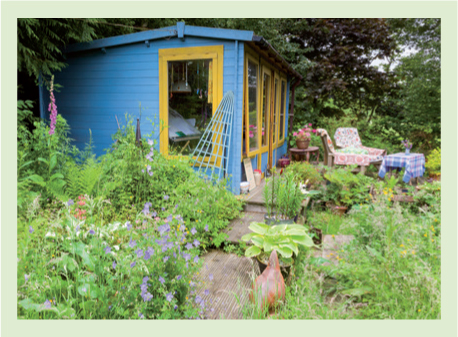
335,146 -> 369,155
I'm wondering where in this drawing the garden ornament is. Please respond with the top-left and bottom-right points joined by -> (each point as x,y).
250,250 -> 285,310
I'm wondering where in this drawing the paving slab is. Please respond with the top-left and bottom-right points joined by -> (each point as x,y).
194,250 -> 260,319
314,235 -> 355,266
224,212 -> 266,244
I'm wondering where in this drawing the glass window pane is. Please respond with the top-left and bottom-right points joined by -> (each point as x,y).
262,73 -> 271,147
168,59 -> 213,156
273,79 -> 278,143
280,80 -> 286,141
247,60 -> 258,152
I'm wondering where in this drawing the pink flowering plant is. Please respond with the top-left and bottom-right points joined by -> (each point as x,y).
48,75 -> 58,135
402,139 -> 412,150
292,123 -> 315,141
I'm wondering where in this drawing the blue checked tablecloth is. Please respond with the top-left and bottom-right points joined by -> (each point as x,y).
378,153 -> 426,183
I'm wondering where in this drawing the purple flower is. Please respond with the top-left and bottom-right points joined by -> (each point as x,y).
190,227 -> 197,235
209,274 -> 213,281
182,253 -> 191,262
130,261 -> 136,268
175,204 -> 179,209
174,305 -> 178,310
185,243 -> 193,250
144,247 -> 154,260
67,199 -> 74,206
142,169 -> 145,173
44,299 -> 52,309
139,313 -> 144,319
112,261 -> 117,269
177,275 -> 182,281
163,256 -> 169,263
135,249 -> 144,258
147,165 -> 151,172
143,276 -> 149,283
151,211 -> 157,217
142,292 -> 153,302
89,229 -> 95,235
104,246 -> 111,254
148,139 -> 153,146
47,77 -> 58,135
126,222 -> 132,231
82,287 -> 87,293
158,224 -> 170,236
29,226 -> 34,234
75,225 -> 80,233
204,224 -> 209,232
164,195 -> 169,201
193,239 -> 200,248
25,274 -> 29,282
204,289 -> 210,296
109,305 -> 112,310
159,276 -> 165,285
195,296 -> 202,304
167,215 -> 173,222
166,292 -> 174,302
193,255 -> 199,263
129,239 -> 137,248
148,171 -> 153,176
161,207 -> 165,212
186,262 -> 189,269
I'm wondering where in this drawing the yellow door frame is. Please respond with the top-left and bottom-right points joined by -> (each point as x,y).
158,45 -> 224,160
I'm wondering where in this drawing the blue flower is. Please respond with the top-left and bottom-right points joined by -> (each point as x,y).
195,296 -> 202,304
129,239 -> 137,248
151,211 -> 157,217
67,199 -> 74,206
130,261 -> 136,268
164,195 -> 169,201
177,275 -> 182,281
161,207 -> 165,211
193,239 -> 200,247
182,253 -> 191,262
29,226 -> 34,234
204,289 -> 210,296
166,292 -> 173,302
142,292 -> 153,302
89,229 -> 95,235
142,276 -> 149,283
204,224 -> 209,232
158,224 -> 170,236
159,276 -> 165,285
185,243 -> 193,250
174,305 -> 178,310
193,255 -> 199,263
166,215 -> 173,222
163,256 -> 169,263
44,299 -> 52,309
139,313 -> 144,319
135,249 -> 144,258
191,227 -> 197,235
75,225 -> 80,233
126,222 -> 132,231
144,247 -> 154,260
112,261 -> 117,269
104,246 -> 111,254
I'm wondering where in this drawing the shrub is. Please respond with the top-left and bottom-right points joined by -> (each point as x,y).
425,148 -> 441,176
286,161 -> 324,188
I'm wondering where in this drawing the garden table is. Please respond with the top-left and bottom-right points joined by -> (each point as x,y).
289,147 -> 320,165
378,153 -> 425,183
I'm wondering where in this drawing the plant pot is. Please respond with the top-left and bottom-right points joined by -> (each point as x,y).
256,254 -> 292,281
240,182 -> 250,194
326,203 -> 348,216
264,213 -> 297,226
405,148 -> 411,155
309,227 -> 323,245
254,172 -> 262,186
278,158 -> 291,168
296,139 -> 310,149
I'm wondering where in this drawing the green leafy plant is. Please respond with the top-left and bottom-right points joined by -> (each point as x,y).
241,222 -> 314,260
425,148 -> 441,176
286,161 -> 324,188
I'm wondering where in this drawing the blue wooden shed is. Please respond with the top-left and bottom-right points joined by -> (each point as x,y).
39,22 -> 302,194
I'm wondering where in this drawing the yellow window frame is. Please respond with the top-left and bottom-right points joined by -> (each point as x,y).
158,45 -> 224,163
278,76 -> 287,146
272,72 -> 281,148
243,53 -> 262,160
260,65 -> 272,153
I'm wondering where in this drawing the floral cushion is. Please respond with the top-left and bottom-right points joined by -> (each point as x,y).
334,128 -> 362,148
335,146 -> 369,155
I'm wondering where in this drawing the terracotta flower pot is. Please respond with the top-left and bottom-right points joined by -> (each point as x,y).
296,139 -> 310,149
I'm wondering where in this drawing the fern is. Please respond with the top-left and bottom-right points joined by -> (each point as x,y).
65,159 -> 103,199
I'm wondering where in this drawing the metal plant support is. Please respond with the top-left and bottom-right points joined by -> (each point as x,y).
191,91 -> 234,181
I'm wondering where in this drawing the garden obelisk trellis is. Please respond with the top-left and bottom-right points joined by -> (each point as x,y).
191,91 -> 234,181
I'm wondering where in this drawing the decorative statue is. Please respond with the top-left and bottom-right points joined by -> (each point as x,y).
250,250 -> 285,310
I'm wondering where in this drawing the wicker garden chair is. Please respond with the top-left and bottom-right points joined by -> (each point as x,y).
334,127 -> 386,157
318,128 -> 384,174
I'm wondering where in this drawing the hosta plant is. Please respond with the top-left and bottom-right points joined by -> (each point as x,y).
241,222 -> 315,260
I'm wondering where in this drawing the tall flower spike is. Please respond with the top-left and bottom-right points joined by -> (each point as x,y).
48,75 -> 58,135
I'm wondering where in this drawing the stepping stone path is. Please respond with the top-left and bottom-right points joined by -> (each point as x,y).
313,234 -> 355,266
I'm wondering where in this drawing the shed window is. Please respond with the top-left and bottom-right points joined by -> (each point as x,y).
247,60 -> 259,152
261,72 -> 271,147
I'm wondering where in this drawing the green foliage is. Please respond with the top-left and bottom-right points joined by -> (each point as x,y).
17,207 -> 209,319
286,161 -> 324,188
242,222 -> 314,259
322,167 -> 374,207
425,148 -> 441,175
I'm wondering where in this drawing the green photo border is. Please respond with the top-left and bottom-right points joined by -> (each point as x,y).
2,1 -> 456,336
